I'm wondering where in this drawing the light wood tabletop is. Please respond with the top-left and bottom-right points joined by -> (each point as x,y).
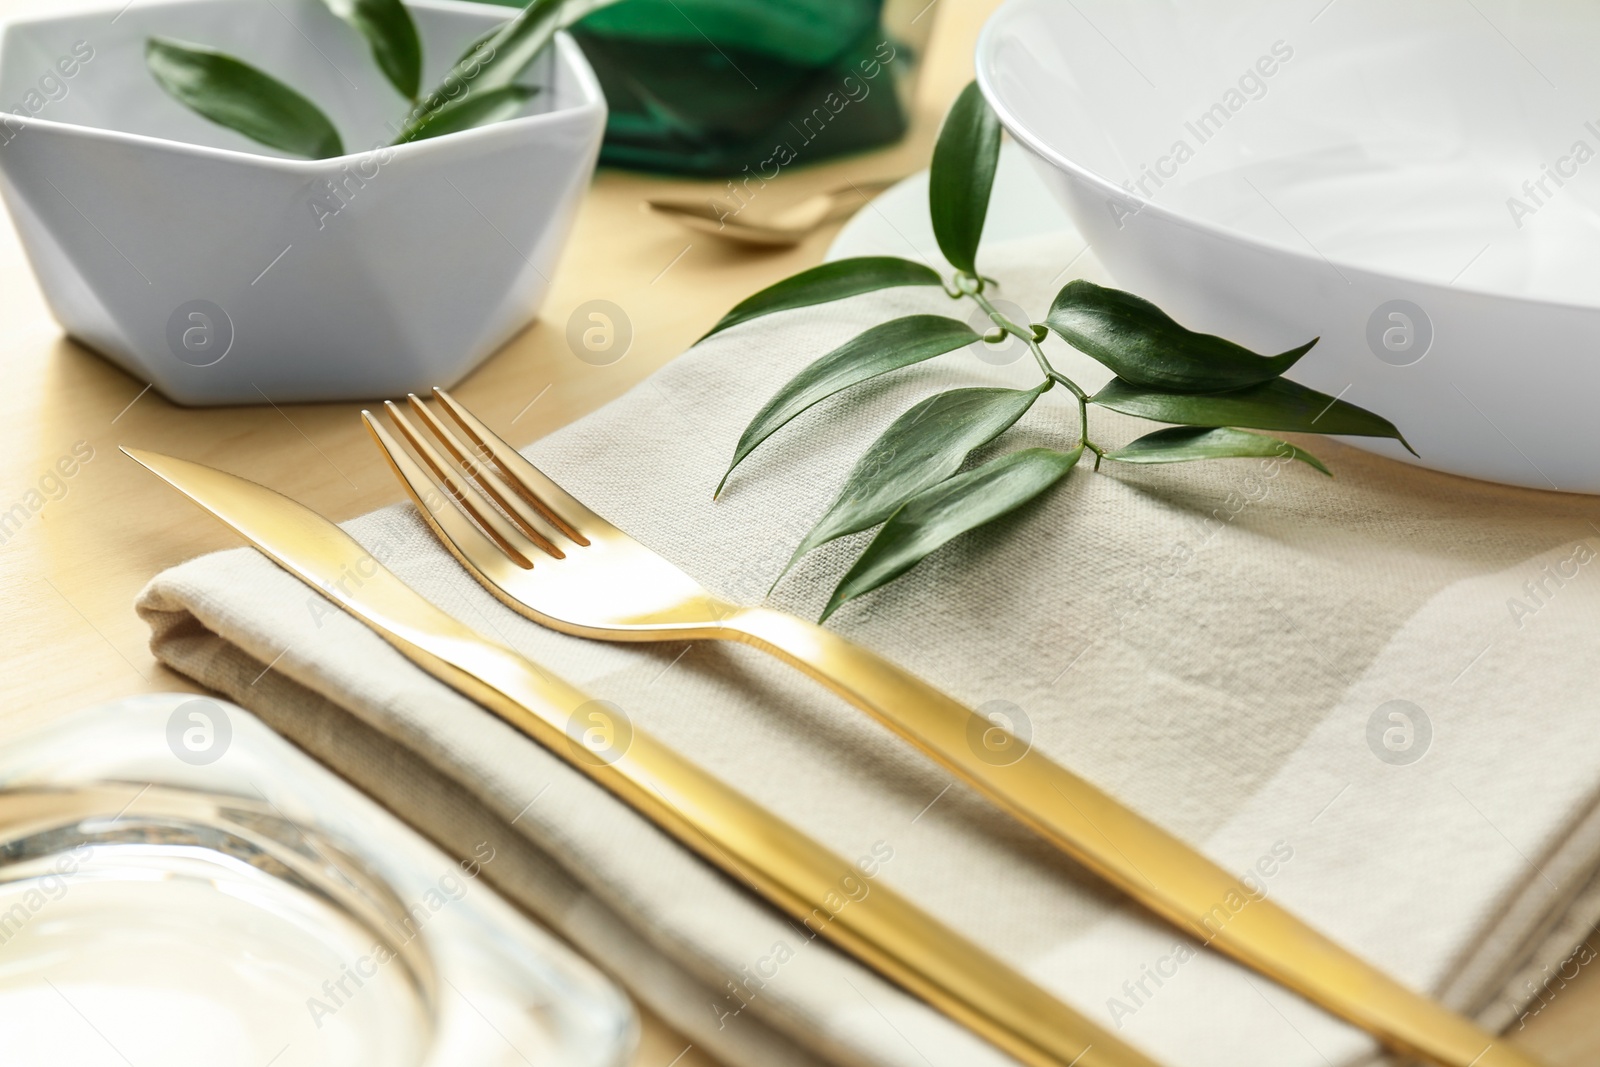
0,0 -> 1595,1063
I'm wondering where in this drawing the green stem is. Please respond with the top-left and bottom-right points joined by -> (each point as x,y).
965,283 -> 1099,460
968,289 -> 1032,344
1047,368 -> 1085,402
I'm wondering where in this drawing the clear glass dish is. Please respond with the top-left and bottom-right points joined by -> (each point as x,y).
0,693 -> 637,1067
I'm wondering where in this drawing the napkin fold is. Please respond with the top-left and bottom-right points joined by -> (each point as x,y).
139,235 -> 1600,1067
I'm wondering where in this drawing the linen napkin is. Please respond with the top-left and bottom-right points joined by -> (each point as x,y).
138,234 -> 1600,1067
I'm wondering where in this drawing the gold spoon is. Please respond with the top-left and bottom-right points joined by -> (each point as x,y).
644,177 -> 900,247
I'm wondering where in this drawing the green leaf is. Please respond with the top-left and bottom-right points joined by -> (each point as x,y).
395,85 -> 539,143
718,315 -> 981,495
822,447 -> 1082,621
783,384 -> 1045,577
323,0 -> 421,100
145,37 -> 344,159
396,0 -> 563,142
929,80 -> 1001,276
1104,426 -> 1330,476
1046,280 -> 1316,393
700,257 -> 944,341
461,0 -> 562,91
454,25 -> 502,67
1091,377 -> 1417,455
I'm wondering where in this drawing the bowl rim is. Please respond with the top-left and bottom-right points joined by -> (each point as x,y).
974,0 -> 1600,316
0,0 -> 605,171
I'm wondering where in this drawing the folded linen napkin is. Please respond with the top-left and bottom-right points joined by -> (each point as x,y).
138,234 -> 1600,1067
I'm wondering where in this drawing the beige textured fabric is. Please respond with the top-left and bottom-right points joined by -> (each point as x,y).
138,235 -> 1600,1067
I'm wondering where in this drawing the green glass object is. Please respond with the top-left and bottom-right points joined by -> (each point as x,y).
483,0 -> 931,175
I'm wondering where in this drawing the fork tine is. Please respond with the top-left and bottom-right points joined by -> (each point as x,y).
432,387 -> 596,546
362,410 -> 537,573
380,400 -> 544,569
405,393 -> 572,559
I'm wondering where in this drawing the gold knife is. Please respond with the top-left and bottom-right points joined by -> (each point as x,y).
123,446 -> 1164,1067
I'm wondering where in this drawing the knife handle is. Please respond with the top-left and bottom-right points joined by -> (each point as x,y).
724,606 -> 1542,1067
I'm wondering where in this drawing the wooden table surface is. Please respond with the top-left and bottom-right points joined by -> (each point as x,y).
1,0 -> 1595,1062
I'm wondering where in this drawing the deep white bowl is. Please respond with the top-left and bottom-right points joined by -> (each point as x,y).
0,0 -> 604,405
977,0 -> 1600,492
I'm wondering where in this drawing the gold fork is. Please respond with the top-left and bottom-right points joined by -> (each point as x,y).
363,388 -> 1545,1067
121,445 -> 1160,1067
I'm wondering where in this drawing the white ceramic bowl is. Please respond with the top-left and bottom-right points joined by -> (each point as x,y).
0,0 -> 604,405
977,0 -> 1600,492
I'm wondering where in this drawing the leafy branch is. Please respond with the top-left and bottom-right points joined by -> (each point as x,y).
144,0 -> 568,158
703,81 -> 1412,623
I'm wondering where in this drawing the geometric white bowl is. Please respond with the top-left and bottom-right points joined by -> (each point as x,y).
0,0 -> 604,405
978,0 -> 1600,493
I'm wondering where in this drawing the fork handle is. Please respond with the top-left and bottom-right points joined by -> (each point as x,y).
725,607 -> 1543,1067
